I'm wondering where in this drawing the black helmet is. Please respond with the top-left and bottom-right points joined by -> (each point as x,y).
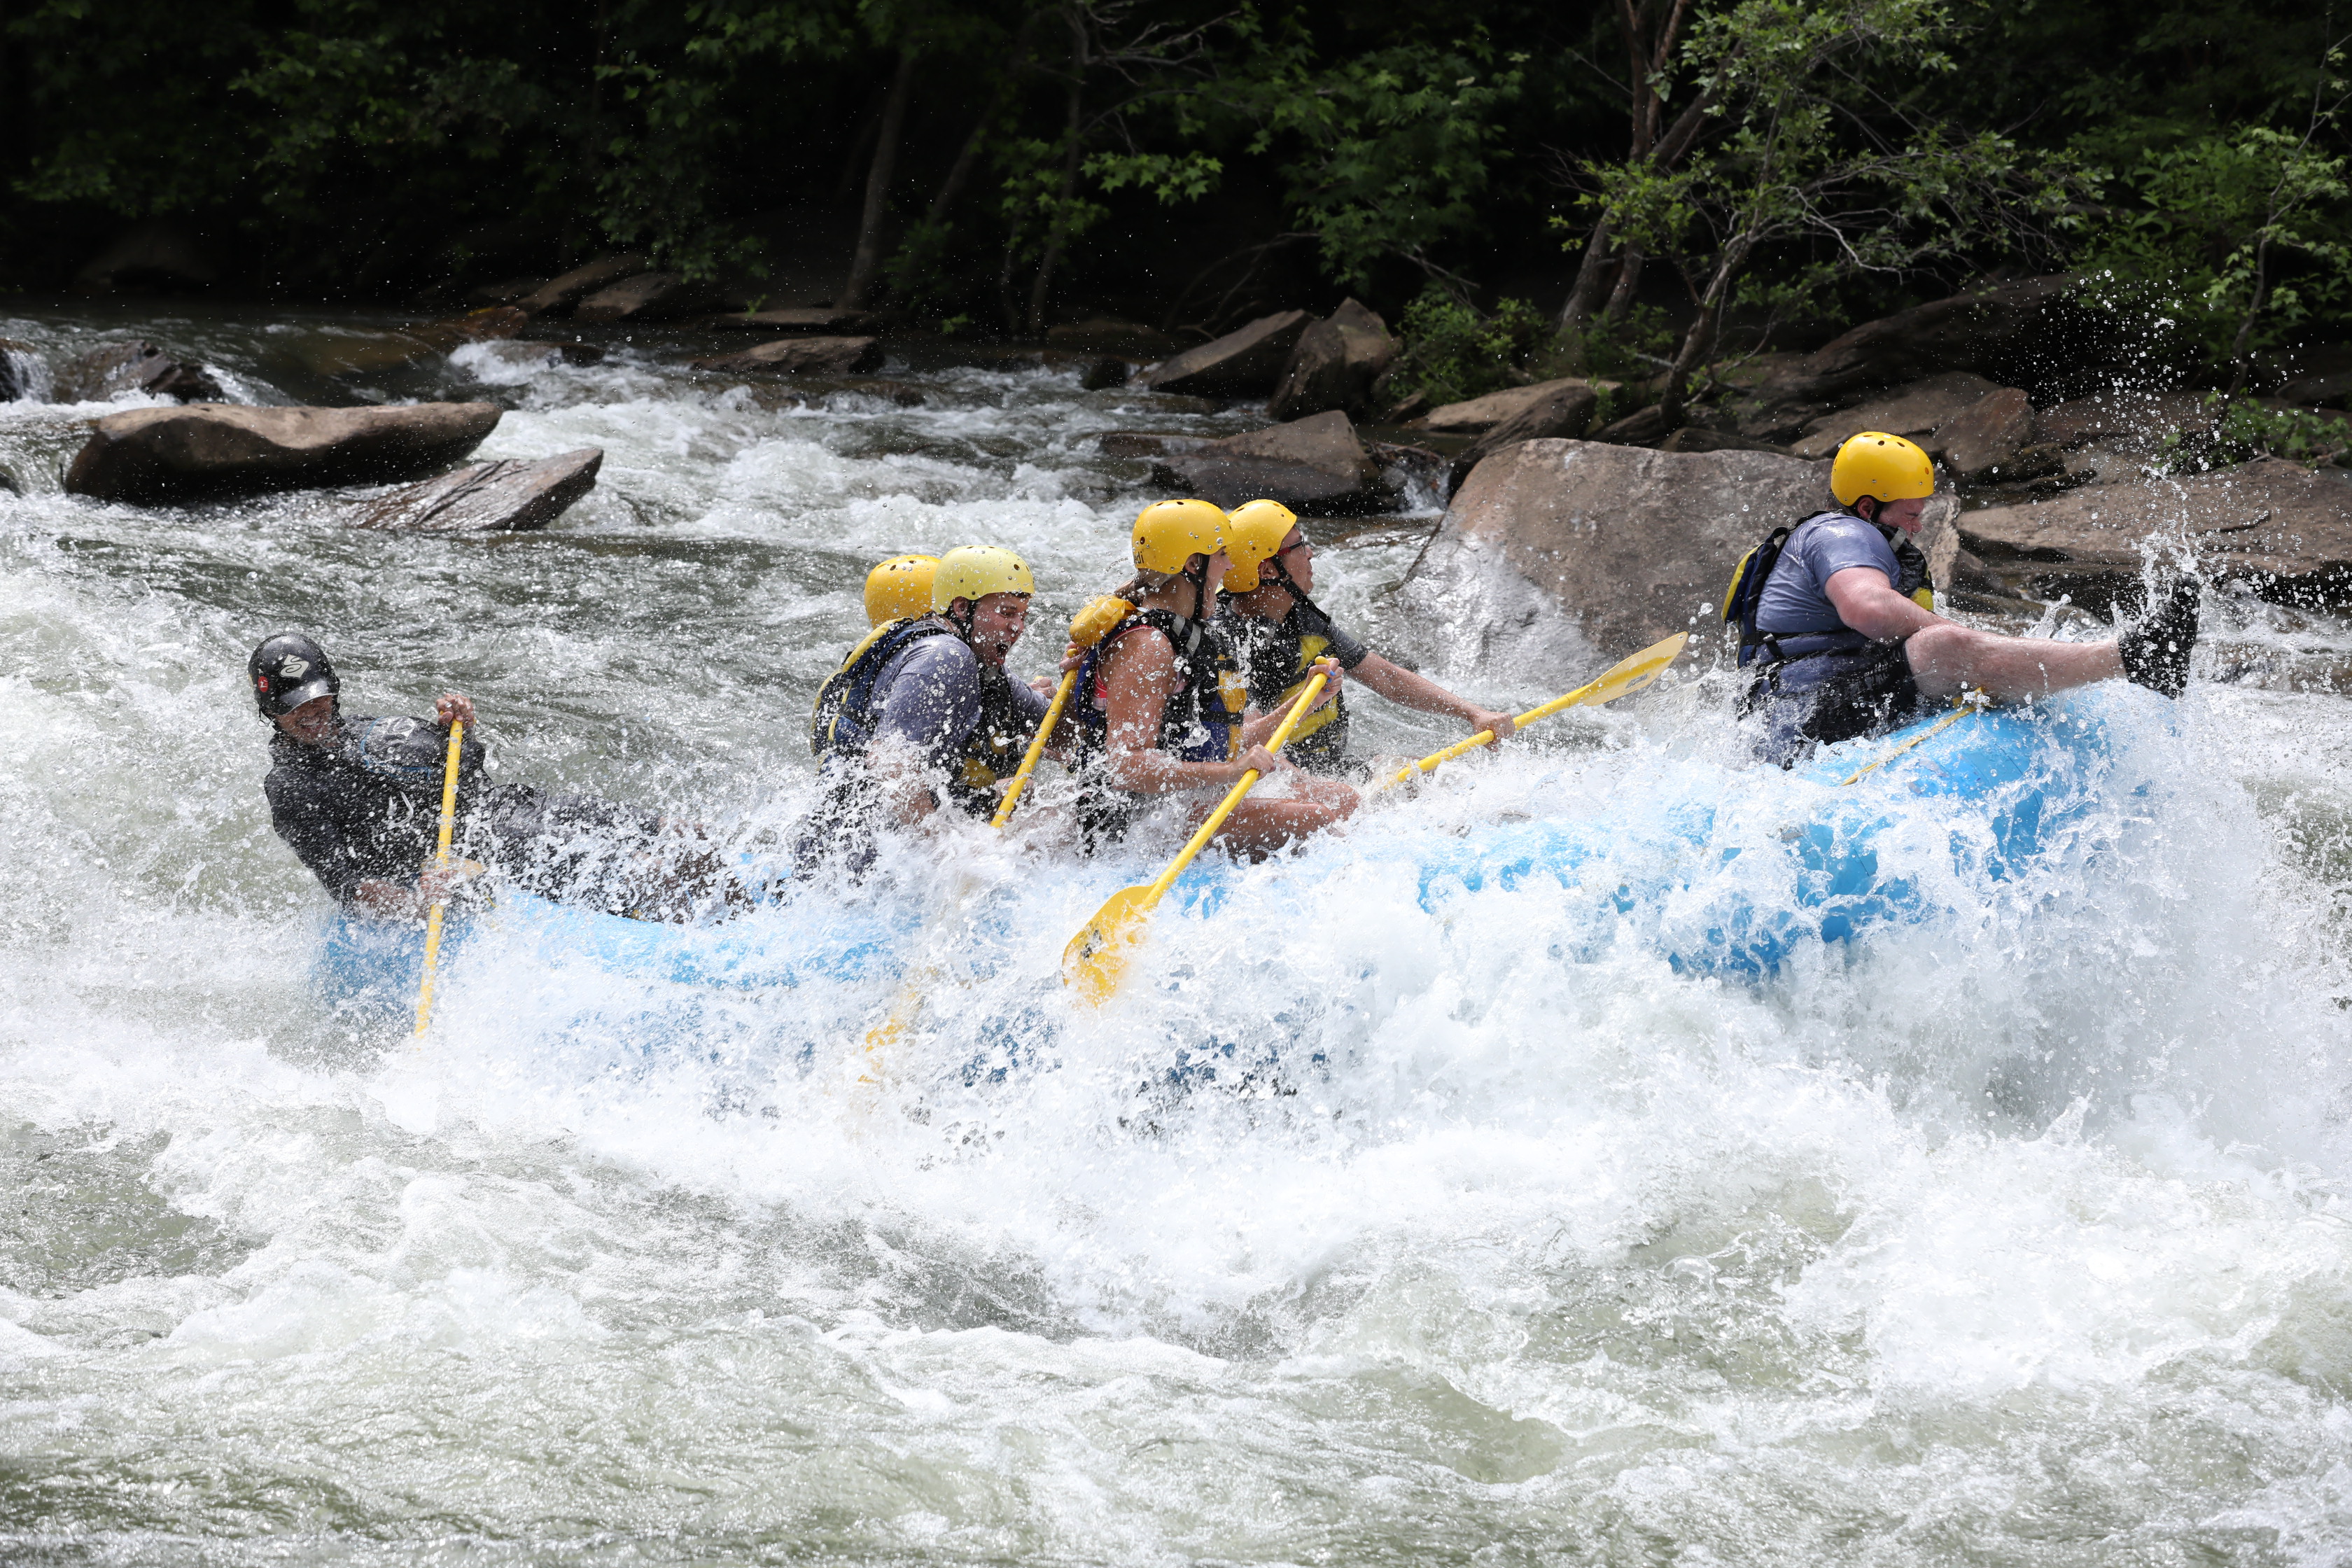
248,633 -> 339,719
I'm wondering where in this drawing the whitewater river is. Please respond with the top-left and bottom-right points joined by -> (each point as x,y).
5,302 -> 2352,1566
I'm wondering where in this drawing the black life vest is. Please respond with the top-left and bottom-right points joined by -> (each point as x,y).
1070,607 -> 1244,768
1722,510 -> 1933,669
808,616 -> 1035,817
1222,598 -> 1350,769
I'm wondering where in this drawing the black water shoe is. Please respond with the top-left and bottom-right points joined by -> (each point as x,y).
2116,575 -> 2202,699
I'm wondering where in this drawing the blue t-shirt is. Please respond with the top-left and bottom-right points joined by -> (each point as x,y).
1754,514 -> 1902,638
867,634 -> 1049,769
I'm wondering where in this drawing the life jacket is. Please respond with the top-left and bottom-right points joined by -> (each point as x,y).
808,616 -> 1035,816
1722,510 -> 1934,669
1069,606 -> 1245,770
1222,598 -> 1349,769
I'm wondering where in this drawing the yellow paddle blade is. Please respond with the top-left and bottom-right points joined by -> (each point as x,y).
858,987 -> 920,1069
1061,883 -> 1157,1007
1575,630 -> 1688,707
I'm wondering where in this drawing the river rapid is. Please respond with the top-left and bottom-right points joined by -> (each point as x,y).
5,301 -> 2352,1567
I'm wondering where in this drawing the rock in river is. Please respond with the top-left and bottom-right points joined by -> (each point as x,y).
351,448 -> 603,532
690,337 -> 884,376
65,402 -> 502,504
53,341 -> 223,404
575,272 -> 718,323
1395,439 -> 1832,675
1957,456 -> 2352,607
1268,300 -> 1398,421
1151,411 -> 1385,513
1415,377 -> 1617,435
1136,311 -> 1310,398
1788,372 -> 2005,458
517,255 -> 649,317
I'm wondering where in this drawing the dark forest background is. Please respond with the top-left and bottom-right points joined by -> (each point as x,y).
4,0 -> 2349,381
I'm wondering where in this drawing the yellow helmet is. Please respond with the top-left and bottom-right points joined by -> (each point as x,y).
1221,499 -> 1299,593
1132,498 -> 1227,575
1831,432 -> 1936,507
931,544 -> 1036,610
863,554 -> 939,625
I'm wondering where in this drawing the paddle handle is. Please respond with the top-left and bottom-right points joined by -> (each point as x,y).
1140,669 -> 1329,907
412,720 -> 464,1038
990,665 -> 1077,830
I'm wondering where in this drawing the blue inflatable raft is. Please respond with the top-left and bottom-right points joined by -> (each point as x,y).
314,689 -> 2150,1021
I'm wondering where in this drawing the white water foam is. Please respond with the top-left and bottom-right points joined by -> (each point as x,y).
4,305 -> 2352,1564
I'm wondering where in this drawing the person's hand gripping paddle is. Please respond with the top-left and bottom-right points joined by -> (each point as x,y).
853,595 -> 1133,1077
1368,632 -> 1688,794
412,720 -> 464,1039
1061,664 -> 1331,1008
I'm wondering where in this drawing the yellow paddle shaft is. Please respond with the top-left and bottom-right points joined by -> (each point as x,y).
1138,669 -> 1327,913
989,664 -> 1077,830
1371,631 -> 1689,794
1061,669 -> 1333,1005
412,720 -> 464,1038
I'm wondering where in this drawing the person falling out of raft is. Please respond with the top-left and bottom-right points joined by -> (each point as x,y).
251,634 -> 737,923
1068,499 -> 1357,855
799,545 -> 1068,872
1218,498 -> 1520,775
1726,430 -> 2205,764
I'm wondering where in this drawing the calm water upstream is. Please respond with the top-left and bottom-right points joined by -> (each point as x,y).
6,301 -> 2352,1566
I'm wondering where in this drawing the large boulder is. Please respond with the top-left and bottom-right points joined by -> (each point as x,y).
53,341 -> 223,404
1415,377 -> 1616,434
1150,410 -> 1385,513
1767,275 -> 2087,401
65,402 -> 502,504
351,448 -> 603,532
1746,276 -> 2097,435
1788,372 -> 2004,458
1934,387 -> 2037,479
74,222 -> 218,293
1394,440 -> 1831,676
1956,457 -> 2352,607
517,255 -> 649,316
1137,311 -> 1312,398
690,337 -> 884,376
1453,382 -> 1602,479
1268,300 -> 1398,421
2034,389 -> 2218,451
575,272 -> 717,323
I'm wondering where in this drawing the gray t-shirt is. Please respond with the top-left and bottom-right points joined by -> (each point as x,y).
1755,514 -> 1901,638
868,634 -> 1049,768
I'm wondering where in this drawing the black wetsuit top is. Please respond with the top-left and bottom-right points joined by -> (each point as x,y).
1220,595 -> 1372,774
265,715 -> 662,913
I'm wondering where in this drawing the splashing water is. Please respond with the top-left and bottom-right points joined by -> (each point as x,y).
5,302 -> 2352,1566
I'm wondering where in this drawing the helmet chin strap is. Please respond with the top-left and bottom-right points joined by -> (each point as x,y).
1179,556 -> 1212,622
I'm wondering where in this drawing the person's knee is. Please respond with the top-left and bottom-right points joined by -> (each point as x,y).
1903,622 -> 1977,680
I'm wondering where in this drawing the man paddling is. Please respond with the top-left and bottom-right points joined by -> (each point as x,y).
798,545 -> 1068,871
252,634 -> 733,921
1728,431 -> 2204,764
1218,499 -> 1518,774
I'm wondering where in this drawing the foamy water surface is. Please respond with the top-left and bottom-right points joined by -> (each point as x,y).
4,302 -> 2352,1566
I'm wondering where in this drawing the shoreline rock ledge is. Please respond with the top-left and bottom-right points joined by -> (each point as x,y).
65,402 -> 502,504
1393,440 -> 1834,678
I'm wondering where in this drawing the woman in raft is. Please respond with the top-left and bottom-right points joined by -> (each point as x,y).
1067,499 -> 1359,854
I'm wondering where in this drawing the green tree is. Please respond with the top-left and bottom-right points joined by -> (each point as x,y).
2078,42 -> 2352,391
1581,0 -> 2068,419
